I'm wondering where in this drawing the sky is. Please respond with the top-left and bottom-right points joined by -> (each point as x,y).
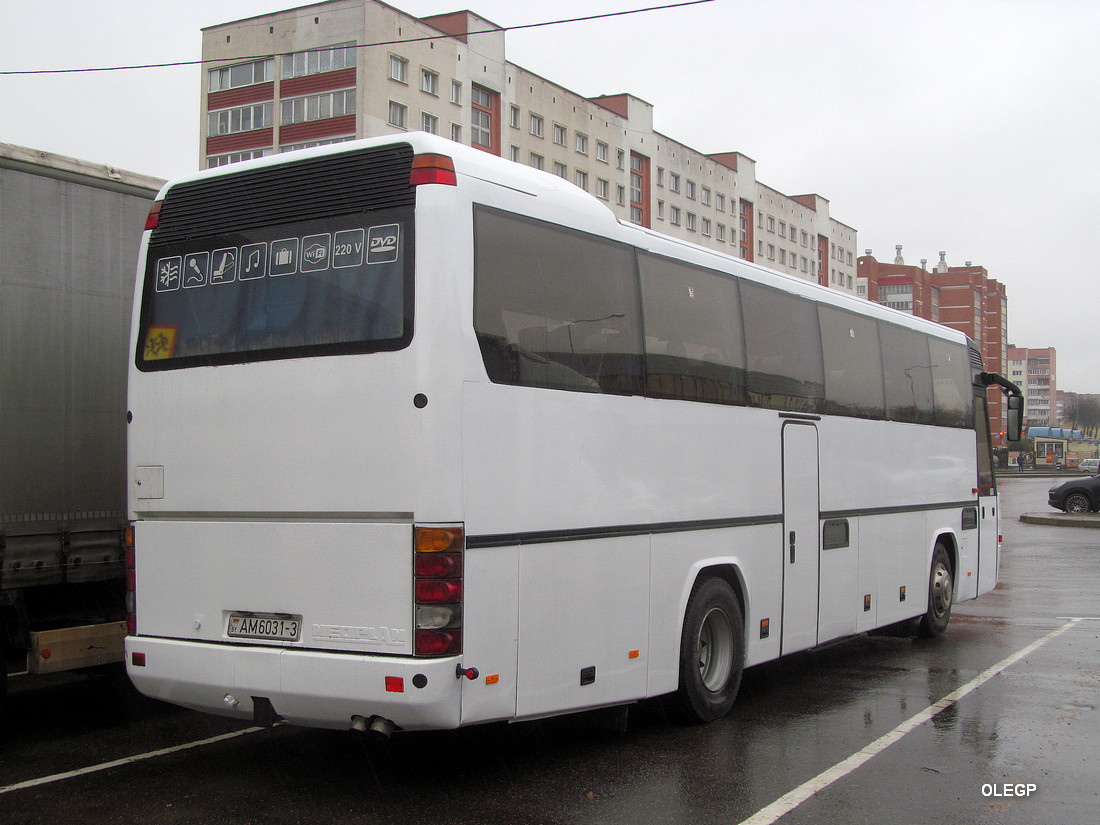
2,0 -> 1099,391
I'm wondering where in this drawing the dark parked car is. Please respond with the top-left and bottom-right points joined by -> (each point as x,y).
1049,476 -> 1100,513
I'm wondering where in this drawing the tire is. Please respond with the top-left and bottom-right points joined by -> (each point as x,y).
1063,492 -> 1091,513
918,543 -> 954,638
668,576 -> 744,723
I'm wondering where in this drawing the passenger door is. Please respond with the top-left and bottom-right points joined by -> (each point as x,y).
781,421 -> 820,653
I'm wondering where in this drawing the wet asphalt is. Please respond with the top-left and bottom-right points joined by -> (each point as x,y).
1,475 -> 1097,825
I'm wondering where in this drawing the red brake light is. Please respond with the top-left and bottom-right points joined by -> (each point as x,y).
415,579 -> 463,604
415,629 -> 462,656
144,200 -> 163,230
410,153 -> 457,186
415,552 -> 462,578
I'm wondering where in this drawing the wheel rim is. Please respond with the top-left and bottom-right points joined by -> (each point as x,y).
930,559 -> 953,620
1066,494 -> 1089,513
697,606 -> 735,692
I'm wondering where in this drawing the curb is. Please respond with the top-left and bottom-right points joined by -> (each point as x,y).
1019,512 -> 1100,528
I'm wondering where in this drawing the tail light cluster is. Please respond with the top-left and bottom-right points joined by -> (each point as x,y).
124,524 -> 137,635
413,526 -> 463,656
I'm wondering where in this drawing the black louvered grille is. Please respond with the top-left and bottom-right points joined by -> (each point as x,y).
969,343 -> 984,371
151,144 -> 415,244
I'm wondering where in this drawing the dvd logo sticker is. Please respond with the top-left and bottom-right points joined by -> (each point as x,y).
367,224 -> 400,264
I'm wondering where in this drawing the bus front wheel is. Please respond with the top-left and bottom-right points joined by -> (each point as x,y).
917,543 -> 954,638
669,576 -> 744,723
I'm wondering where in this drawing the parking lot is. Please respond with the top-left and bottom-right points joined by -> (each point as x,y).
2,476 -> 1097,825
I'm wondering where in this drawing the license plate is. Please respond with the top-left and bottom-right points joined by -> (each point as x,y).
227,612 -> 302,642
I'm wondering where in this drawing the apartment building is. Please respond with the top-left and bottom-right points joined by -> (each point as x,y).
199,0 -> 858,292
1008,346 -> 1057,429
858,249 -> 1010,443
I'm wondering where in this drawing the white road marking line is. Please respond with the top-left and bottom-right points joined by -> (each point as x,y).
0,727 -> 264,795
737,618 -> 1081,825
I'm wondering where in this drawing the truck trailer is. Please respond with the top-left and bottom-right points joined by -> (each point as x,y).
1,143 -> 162,708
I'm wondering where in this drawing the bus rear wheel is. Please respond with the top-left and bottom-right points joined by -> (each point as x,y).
669,576 -> 744,724
918,543 -> 954,638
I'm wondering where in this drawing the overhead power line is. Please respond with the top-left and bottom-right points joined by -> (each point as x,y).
0,0 -> 715,76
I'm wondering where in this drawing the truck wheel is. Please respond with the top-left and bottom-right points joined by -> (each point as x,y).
668,576 -> 744,723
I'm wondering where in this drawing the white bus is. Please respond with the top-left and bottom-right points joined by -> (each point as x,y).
125,133 -> 1022,734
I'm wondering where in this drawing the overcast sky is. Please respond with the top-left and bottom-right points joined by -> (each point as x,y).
3,0 -> 1098,392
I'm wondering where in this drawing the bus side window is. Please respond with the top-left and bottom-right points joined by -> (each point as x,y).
637,252 -> 746,406
473,206 -> 643,396
740,281 -> 825,413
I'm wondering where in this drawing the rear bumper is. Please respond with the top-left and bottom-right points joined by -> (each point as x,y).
126,635 -> 462,731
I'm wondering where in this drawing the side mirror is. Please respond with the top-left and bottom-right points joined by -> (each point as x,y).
1006,394 -> 1023,443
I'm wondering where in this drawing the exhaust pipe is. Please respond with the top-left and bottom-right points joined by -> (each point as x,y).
351,714 -> 395,741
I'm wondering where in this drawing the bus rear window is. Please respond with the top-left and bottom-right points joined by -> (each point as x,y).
137,209 -> 412,370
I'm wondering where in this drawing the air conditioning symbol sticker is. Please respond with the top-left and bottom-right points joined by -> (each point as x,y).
367,224 -> 400,264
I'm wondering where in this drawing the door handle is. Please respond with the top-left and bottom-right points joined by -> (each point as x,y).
789,530 -> 796,563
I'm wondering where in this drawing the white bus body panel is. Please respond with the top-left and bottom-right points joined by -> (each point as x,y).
126,134 -> 997,732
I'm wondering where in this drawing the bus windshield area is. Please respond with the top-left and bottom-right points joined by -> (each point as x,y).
138,209 -> 411,370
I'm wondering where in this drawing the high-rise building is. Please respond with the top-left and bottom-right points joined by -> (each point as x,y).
1008,346 -> 1057,428
199,0 -> 858,292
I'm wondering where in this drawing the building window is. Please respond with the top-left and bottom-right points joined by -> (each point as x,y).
701,187 -> 711,206
575,133 -> 588,155
510,145 -> 520,162
207,102 -> 273,136
529,153 -> 544,170
281,43 -> 356,79
451,80 -> 462,104
421,69 -> 439,95
716,223 -> 725,242
575,169 -> 588,190
553,123 -> 566,145
670,206 -> 681,225
281,89 -> 355,125
553,161 -> 567,178
686,180 -> 696,200
209,58 -> 274,92
686,213 -> 697,232
421,112 -> 439,134
387,101 -> 407,129
702,218 -> 711,236
629,151 -> 650,228
471,85 -> 499,154
617,185 -> 626,206
596,141 -> 608,163
530,113 -> 544,138
669,173 -> 680,193
596,178 -> 609,200
715,193 -> 725,212
207,148 -> 271,168
509,105 -> 520,128
451,123 -> 462,142
388,55 -> 408,83
279,137 -> 353,154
